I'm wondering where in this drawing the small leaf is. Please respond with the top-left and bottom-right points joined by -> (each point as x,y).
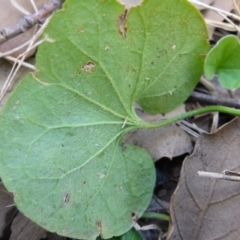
0,0 -> 209,239
204,35 -> 240,89
96,228 -> 142,240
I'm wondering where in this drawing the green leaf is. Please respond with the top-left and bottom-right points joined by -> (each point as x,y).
96,228 -> 143,240
0,0 -> 208,239
204,35 -> 240,89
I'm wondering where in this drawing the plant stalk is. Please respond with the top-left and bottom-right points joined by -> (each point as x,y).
141,212 -> 170,221
148,105 -> 240,129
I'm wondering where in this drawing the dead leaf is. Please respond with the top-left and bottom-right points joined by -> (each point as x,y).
233,0 -> 240,14
167,117 -> 240,240
125,125 -> 192,161
10,212 -> 47,240
0,59 -> 12,90
0,58 -> 34,109
211,77 -> 240,100
125,105 -> 193,161
0,0 -> 49,58
0,183 -> 17,238
202,0 -> 234,39
47,232 -> 67,240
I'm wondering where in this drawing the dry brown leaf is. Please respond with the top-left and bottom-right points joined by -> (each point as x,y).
206,77 -> 240,104
125,125 -> 192,161
47,233 -> 67,240
167,117 -> 240,240
0,59 -> 12,90
125,105 -> 193,161
0,58 -> 34,109
47,232 -> 67,240
233,0 -> 240,14
10,212 -> 47,240
0,183 -> 17,238
202,0 -> 234,39
0,0 -> 48,58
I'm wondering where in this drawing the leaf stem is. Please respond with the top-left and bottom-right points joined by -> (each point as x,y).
147,105 -> 240,129
141,212 -> 170,221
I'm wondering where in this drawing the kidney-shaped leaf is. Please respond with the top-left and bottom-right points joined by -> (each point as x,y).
204,35 -> 240,89
0,82 -> 154,239
0,0 -> 208,239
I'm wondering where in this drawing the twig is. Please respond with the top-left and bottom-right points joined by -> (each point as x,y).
178,120 -> 207,139
0,33 -> 54,58
3,56 -> 35,70
189,91 -> 240,109
217,10 -> 240,33
11,0 -> 30,15
189,0 -> 240,22
0,0 -> 64,46
200,77 -> 215,92
198,171 -> 240,182
0,17 -> 52,103
210,112 -> 219,133
234,0 -> 240,16
30,0 -> 38,13
178,122 -> 200,139
0,39 -> 33,58
205,19 -> 239,32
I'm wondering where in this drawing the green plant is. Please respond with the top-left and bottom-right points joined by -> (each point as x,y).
204,35 -> 240,89
96,228 -> 143,240
0,0 -> 240,239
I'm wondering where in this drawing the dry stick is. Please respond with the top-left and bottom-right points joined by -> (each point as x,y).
189,0 -> 240,22
30,0 -> 38,13
0,18 -> 52,103
0,0 -> 64,45
200,77 -> 215,92
217,11 -> 240,33
189,91 -> 240,109
198,171 -> 240,182
3,56 -> 35,70
178,122 -> 200,139
0,37 -> 49,58
11,0 -> 30,15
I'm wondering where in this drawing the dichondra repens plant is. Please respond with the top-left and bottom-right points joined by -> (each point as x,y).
1,0 -> 240,239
